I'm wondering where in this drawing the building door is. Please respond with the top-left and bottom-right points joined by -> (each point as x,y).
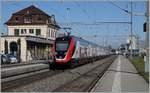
10,42 -> 18,56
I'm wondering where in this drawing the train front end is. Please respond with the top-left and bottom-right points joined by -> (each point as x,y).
55,36 -> 75,65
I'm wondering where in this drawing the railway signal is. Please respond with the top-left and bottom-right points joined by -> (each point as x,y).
143,22 -> 147,32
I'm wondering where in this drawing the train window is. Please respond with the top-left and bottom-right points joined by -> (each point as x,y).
56,41 -> 69,51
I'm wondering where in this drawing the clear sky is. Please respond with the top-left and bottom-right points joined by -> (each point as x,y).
0,0 -> 146,48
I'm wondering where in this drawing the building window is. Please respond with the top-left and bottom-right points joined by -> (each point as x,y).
54,31 -> 55,38
53,31 -> 54,37
15,17 -> 19,21
37,17 -> 42,21
29,29 -> 34,34
21,29 -> 26,34
51,30 -> 53,37
55,31 -> 57,38
48,30 -> 49,37
50,30 -> 51,37
14,29 -> 19,36
24,17 -> 31,23
36,29 -> 41,36
27,10 -> 30,14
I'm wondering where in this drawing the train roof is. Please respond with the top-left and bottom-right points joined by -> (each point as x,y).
57,35 -> 109,49
58,35 -> 109,48
70,35 -> 105,48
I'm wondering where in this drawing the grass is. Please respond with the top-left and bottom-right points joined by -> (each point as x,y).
132,56 -> 149,83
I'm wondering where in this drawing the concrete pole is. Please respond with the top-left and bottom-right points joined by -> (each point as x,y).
145,0 -> 149,72
130,1 -> 133,60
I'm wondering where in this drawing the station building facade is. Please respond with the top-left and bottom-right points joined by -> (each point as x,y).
126,35 -> 140,56
0,5 -> 62,62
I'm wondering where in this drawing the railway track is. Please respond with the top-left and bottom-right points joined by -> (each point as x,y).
1,63 -> 50,81
53,56 -> 116,92
1,69 -> 64,91
1,55 -> 117,92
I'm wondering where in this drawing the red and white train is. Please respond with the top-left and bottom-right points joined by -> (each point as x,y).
50,35 -> 110,68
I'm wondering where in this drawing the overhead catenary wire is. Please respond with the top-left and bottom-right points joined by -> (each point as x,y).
72,2 -> 131,48
109,1 -> 145,16
2,1 -> 141,49
46,1 -> 72,34
74,1 -> 95,23
58,21 -> 131,26
51,1 -> 131,48
109,1 -> 131,14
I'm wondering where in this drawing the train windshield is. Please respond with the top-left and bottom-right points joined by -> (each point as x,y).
56,41 -> 69,51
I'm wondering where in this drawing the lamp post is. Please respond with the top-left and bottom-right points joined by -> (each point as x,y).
130,1 -> 133,60
145,0 -> 149,72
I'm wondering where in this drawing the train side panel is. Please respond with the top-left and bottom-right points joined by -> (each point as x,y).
53,36 -> 111,67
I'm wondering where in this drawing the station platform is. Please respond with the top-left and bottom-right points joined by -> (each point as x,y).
1,60 -> 48,68
91,55 -> 149,92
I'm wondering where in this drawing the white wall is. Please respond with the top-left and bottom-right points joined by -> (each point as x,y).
0,38 -> 5,54
0,36 -> 27,62
8,25 -> 48,38
1,25 -> 60,62
127,35 -> 139,50
7,25 -> 59,40
47,27 -> 59,40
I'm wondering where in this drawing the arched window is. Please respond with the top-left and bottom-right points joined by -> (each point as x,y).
10,42 -> 18,56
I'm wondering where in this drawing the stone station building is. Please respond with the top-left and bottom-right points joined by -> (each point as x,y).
0,5 -> 61,62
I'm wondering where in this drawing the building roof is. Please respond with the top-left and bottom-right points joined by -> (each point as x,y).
13,5 -> 50,17
5,5 -> 60,29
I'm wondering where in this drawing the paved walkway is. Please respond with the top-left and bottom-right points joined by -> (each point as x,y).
91,55 -> 149,92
